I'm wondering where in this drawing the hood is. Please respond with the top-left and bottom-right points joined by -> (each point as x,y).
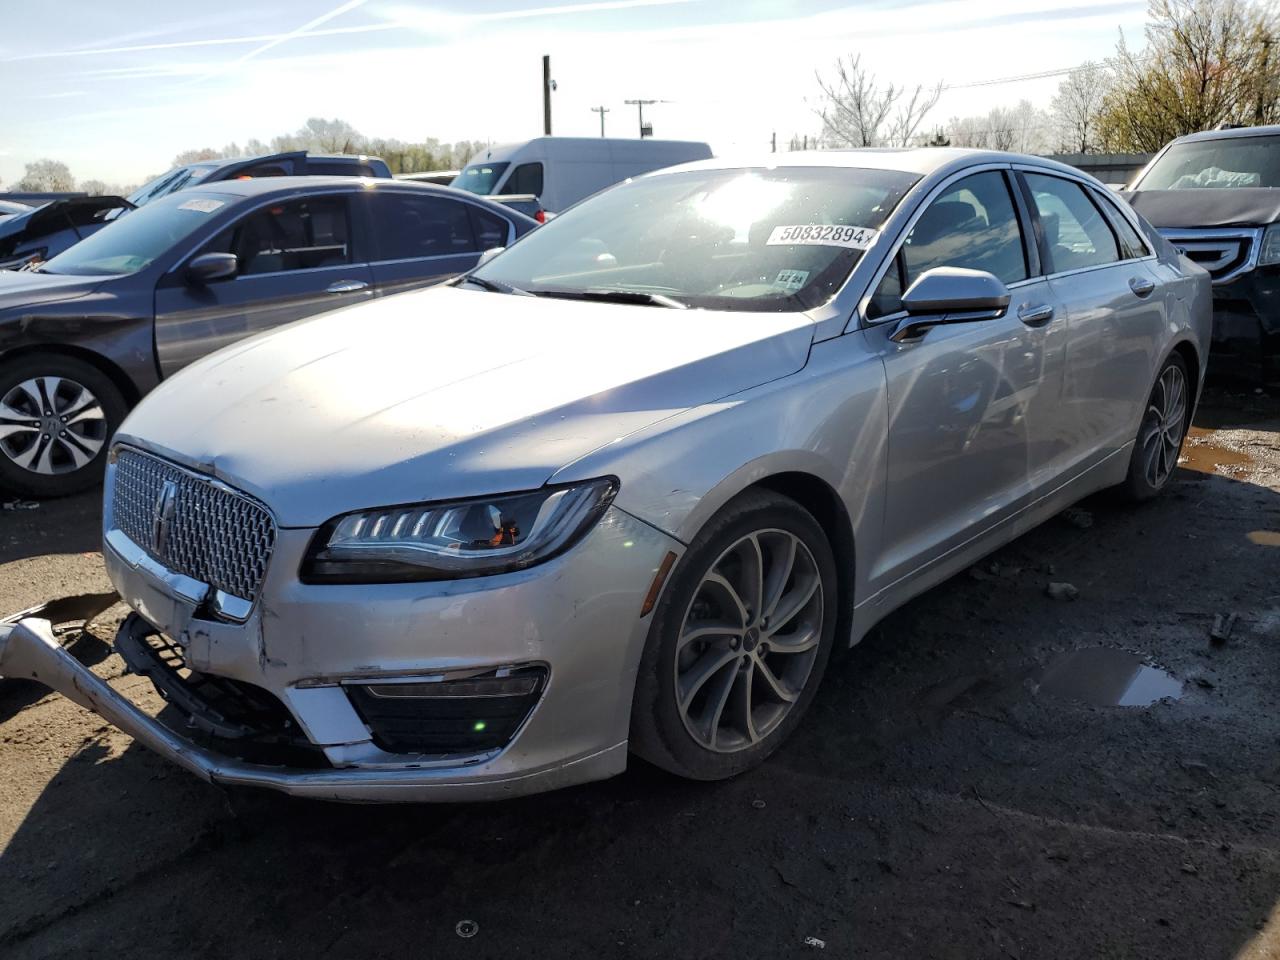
118,286 -> 816,527
1125,188 -> 1280,228
0,269 -> 106,308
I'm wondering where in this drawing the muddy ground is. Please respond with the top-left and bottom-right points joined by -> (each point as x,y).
1,386 -> 1278,960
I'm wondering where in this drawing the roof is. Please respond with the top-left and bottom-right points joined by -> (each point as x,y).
651,147 -> 1098,182
1172,124 -> 1280,144
181,176 -> 467,200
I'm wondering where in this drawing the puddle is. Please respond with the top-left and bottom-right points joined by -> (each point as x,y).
1179,427 -> 1255,475
1035,647 -> 1183,707
1248,530 -> 1280,547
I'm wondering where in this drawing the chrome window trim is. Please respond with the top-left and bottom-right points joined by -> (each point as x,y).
853,161 -> 1028,330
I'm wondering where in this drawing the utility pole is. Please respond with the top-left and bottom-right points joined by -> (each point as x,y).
625,99 -> 664,138
542,55 -> 553,135
771,131 -> 777,153
591,105 -> 611,137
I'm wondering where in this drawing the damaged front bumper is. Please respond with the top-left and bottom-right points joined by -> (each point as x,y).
0,616 -> 626,802
1208,264 -> 1280,363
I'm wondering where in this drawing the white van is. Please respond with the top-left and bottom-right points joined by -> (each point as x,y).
451,137 -> 713,213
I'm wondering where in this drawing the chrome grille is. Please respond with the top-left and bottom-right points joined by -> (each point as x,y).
110,448 -> 276,603
1159,227 -> 1262,283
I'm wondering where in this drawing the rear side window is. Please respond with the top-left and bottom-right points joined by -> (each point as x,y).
468,205 -> 510,250
307,160 -> 376,177
236,163 -> 289,180
369,192 -> 478,261
502,163 -> 544,197
1091,188 -> 1150,260
1024,174 -> 1119,273
204,195 -> 351,275
868,171 -> 1027,319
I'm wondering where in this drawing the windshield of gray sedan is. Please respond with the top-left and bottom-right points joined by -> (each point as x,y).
1138,136 -> 1280,189
470,166 -> 919,311
40,192 -> 231,276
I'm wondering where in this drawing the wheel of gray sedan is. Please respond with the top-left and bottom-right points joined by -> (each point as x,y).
1123,352 -> 1190,501
630,490 -> 838,781
0,354 -> 126,498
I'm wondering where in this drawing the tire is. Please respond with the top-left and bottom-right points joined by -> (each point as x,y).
0,354 -> 127,499
1122,351 -> 1190,501
629,489 -> 839,781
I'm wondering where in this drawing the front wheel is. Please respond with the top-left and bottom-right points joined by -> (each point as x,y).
1122,352 -> 1190,501
629,490 -> 838,781
0,354 -> 127,498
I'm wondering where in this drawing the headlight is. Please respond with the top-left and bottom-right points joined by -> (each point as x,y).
301,478 -> 618,583
1260,225 -> 1280,266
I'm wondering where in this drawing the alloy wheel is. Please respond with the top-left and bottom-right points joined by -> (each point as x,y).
674,529 -> 824,753
1138,364 -> 1187,489
0,376 -> 107,475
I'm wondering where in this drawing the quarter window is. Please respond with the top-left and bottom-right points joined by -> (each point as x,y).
868,171 -> 1027,319
502,163 -> 544,197
204,195 -> 351,276
369,193 -> 478,261
1024,173 -> 1119,272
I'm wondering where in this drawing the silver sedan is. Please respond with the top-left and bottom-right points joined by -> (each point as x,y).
0,149 -> 1211,801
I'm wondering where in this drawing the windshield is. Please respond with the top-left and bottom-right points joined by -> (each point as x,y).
452,162 -> 510,195
127,163 -> 219,206
1138,135 -> 1280,189
41,191 -> 232,276
469,166 -> 918,311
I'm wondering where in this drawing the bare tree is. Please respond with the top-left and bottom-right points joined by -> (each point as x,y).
816,55 -> 943,148
947,101 -> 1050,153
78,179 -> 109,196
1050,62 -> 1112,153
15,159 -> 74,192
171,147 -> 222,166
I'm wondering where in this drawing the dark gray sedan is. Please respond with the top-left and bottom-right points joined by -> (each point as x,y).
0,177 -> 536,497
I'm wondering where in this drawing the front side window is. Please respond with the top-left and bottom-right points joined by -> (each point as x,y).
1136,135 -> 1280,189
40,190 -> 237,276
868,171 -> 1027,319
1091,188 -> 1150,260
468,205 -> 510,250
452,162 -> 510,196
368,193 -> 476,261
470,166 -> 918,312
1025,173 -> 1119,273
502,163 -> 544,197
202,195 -> 351,275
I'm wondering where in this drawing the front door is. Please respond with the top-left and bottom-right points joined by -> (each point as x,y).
864,169 -> 1068,590
154,193 -> 373,377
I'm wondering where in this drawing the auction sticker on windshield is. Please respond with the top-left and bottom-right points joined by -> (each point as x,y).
178,198 -> 225,214
767,224 -> 877,249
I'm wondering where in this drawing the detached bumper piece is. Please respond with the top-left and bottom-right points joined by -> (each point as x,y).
113,614 -> 328,768
347,668 -> 547,755
0,617 -> 622,802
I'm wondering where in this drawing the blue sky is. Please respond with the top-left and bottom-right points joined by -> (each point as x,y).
0,0 -> 1148,186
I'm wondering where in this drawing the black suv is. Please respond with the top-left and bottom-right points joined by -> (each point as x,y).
127,151 -> 393,207
1125,125 -> 1280,375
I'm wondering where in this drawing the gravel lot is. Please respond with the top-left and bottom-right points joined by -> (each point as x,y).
1,387 -> 1278,960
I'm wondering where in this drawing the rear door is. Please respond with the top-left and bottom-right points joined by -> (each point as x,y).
1017,170 -> 1166,462
364,190 -> 513,296
864,168 -> 1068,588
153,192 -> 373,376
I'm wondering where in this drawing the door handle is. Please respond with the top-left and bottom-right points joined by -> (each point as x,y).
325,279 -> 369,294
1017,303 -> 1055,327
1129,276 -> 1156,298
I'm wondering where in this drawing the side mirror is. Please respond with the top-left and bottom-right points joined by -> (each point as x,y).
891,267 -> 1011,343
185,252 -> 238,285
476,246 -> 505,268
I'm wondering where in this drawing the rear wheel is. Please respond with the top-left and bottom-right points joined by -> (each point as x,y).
1122,352 -> 1190,501
0,354 -> 126,498
629,490 -> 838,781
